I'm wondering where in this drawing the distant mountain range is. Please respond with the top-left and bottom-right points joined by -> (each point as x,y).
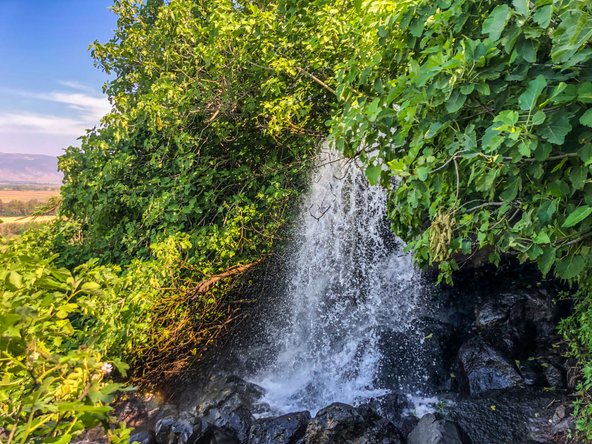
0,153 -> 63,185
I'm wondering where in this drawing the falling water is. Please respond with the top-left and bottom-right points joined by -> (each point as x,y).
249,148 -> 429,414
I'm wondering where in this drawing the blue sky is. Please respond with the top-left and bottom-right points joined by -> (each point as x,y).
0,1 -> 117,156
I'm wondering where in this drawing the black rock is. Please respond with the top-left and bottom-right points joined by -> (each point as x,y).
201,404 -> 252,444
358,393 -> 416,435
304,402 -> 365,443
304,402 -> 402,444
155,416 -> 177,444
248,411 -> 310,444
192,376 -> 267,443
353,417 -> 403,444
475,302 -> 509,328
541,359 -> 565,389
129,430 -> 157,444
444,387 -> 571,444
407,414 -> 471,444
202,427 -> 240,444
457,338 -> 523,396
154,412 -> 203,444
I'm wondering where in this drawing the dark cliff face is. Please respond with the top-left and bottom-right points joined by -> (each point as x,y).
0,152 -> 62,185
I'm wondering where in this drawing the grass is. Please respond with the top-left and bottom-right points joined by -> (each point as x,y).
0,216 -> 55,224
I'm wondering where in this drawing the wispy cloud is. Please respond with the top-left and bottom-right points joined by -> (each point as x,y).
57,80 -> 97,93
0,84 -> 111,138
36,91 -> 111,122
0,112 -> 89,136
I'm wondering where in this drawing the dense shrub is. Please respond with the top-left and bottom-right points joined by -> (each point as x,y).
4,0 -> 592,439
0,237 -> 130,443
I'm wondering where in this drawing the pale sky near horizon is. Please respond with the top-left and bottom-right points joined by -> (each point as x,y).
0,1 -> 117,156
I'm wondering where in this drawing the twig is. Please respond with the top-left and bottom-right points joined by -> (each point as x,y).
454,158 -> 460,200
296,67 -> 336,95
504,152 -> 578,163
430,150 -> 468,174
189,261 -> 260,299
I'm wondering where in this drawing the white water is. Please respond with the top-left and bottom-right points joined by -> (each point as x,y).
250,148 -> 427,414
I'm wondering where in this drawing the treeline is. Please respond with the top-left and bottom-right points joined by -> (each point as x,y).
0,184 -> 59,191
0,199 -> 50,217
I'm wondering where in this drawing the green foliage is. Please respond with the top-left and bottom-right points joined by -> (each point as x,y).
58,0 -> 359,268
560,287 -> 592,440
6,0 -> 592,439
324,0 -> 592,436
0,238 -> 131,443
329,0 -> 592,287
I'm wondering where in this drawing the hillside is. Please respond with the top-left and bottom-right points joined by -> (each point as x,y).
0,152 -> 62,185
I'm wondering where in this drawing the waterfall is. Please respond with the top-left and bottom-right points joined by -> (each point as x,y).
248,148 -> 429,414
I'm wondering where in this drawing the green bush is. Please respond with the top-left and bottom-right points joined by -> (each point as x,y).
4,0 -> 592,439
0,238 -> 131,443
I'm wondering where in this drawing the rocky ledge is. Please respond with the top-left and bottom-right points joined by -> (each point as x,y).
128,266 -> 575,444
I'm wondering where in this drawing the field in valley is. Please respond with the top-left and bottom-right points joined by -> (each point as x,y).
0,189 -> 60,202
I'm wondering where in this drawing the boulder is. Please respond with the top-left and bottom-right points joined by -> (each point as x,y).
193,376 -> 268,443
200,404 -> 252,444
407,414 -> 471,444
457,338 -> 523,396
475,302 -> 510,328
201,427 -> 240,444
304,403 -> 402,444
154,412 -> 203,444
248,411 -> 310,444
129,430 -> 157,444
358,393 -> 417,436
445,387 -> 571,444
352,417 -> 403,444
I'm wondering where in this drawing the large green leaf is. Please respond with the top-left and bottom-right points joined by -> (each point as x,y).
518,75 -> 547,111
562,206 -> 592,228
555,254 -> 587,280
537,246 -> 556,276
579,83 -> 592,104
512,0 -> 529,16
482,5 -> 512,41
540,114 -> 572,144
365,164 -> 382,185
532,5 -> 552,28
446,90 -> 467,113
580,109 -> 592,128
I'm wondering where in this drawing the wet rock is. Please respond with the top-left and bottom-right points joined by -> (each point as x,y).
304,403 -> 365,443
542,362 -> 564,389
358,393 -> 416,436
191,376 -> 268,443
457,338 -> 523,396
154,412 -> 203,444
475,302 -> 509,328
129,430 -> 157,444
201,404 -> 252,443
195,375 -> 268,416
154,416 -> 177,444
444,387 -> 571,444
353,417 -> 403,444
522,292 -> 557,338
202,427 -> 240,444
304,402 -> 402,444
407,413 -> 471,444
249,411 -> 310,444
